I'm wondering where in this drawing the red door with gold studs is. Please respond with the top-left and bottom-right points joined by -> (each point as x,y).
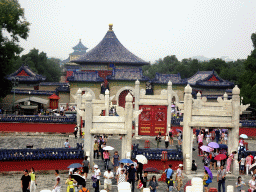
139,105 -> 167,136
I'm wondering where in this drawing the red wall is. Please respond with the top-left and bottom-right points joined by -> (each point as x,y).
0,159 -> 83,172
144,160 -> 183,171
0,123 -> 76,133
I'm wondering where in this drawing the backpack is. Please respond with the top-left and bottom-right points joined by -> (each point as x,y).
205,176 -> 212,184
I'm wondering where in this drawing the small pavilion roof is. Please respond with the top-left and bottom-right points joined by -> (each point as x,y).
187,70 -> 234,88
49,94 -> 60,100
152,73 -> 186,85
107,68 -> 150,81
72,39 -> 88,51
7,65 -> 46,83
72,24 -> 149,66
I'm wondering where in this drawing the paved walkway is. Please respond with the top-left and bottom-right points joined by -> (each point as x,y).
0,133 -> 255,191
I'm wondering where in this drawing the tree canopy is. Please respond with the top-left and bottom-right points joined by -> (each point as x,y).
0,0 -> 30,100
240,32 -> 256,108
142,55 -> 245,85
12,48 -> 62,82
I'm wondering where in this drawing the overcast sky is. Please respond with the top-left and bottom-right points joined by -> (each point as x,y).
18,0 -> 256,63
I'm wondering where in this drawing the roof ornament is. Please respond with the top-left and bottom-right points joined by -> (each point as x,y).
109,24 -> 113,31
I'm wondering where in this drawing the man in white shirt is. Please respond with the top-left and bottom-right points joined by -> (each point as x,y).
64,139 -> 70,148
104,168 -> 114,192
93,165 -> 101,192
116,163 -> 125,178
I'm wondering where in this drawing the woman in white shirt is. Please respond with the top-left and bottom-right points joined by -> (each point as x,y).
249,175 -> 256,191
164,133 -> 169,149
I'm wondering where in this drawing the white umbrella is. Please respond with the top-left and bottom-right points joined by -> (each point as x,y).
136,154 -> 148,164
103,146 -> 114,150
240,134 -> 248,139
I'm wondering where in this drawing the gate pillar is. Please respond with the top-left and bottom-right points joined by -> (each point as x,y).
83,92 -> 93,166
230,86 -> 241,175
135,80 -> 140,136
122,93 -> 133,159
76,89 -> 82,136
167,81 -> 172,132
183,84 -> 193,174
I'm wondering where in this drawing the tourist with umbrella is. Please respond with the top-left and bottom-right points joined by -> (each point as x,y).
203,170 -> 210,192
103,150 -> 110,170
214,153 -> 227,170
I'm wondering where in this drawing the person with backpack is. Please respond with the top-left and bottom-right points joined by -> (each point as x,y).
79,183 -> 89,192
165,164 -> 173,188
203,170 -> 211,192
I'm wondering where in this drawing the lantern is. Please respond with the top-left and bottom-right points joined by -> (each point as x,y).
161,151 -> 168,161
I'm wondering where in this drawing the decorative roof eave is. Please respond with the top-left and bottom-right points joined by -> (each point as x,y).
106,68 -> 150,81
67,71 -> 104,82
40,82 -> 69,86
6,65 -> 46,82
152,72 -> 187,85
194,82 -> 234,88
11,89 -> 56,95
201,95 -> 232,99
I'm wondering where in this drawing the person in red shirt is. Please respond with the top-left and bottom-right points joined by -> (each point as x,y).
239,138 -> 244,146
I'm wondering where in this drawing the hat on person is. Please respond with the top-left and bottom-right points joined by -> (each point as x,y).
94,165 -> 98,169
179,164 -> 183,167
24,169 -> 28,172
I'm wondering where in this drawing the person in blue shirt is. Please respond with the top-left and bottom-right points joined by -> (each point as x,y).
165,164 -> 173,188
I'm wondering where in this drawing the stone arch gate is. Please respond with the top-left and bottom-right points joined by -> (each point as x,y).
178,84 -> 250,175
74,89 -> 143,165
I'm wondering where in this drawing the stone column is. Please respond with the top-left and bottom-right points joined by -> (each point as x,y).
167,81 -> 173,132
230,85 -> 240,175
135,80 -> 140,136
83,92 -> 93,166
182,84 -> 193,174
123,93 -> 133,159
105,89 -> 109,116
76,89 -> 82,136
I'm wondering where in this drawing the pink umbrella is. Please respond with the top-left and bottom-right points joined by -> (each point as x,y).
200,145 -> 211,153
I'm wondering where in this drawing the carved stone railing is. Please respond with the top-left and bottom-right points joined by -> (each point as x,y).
0,114 -> 76,124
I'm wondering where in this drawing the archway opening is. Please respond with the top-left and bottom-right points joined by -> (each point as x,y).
118,90 -> 135,108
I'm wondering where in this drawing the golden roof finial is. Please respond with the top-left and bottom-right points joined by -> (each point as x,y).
109,24 -> 113,31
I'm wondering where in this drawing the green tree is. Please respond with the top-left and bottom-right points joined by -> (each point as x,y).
14,48 -> 62,82
0,0 -> 30,100
240,33 -> 256,107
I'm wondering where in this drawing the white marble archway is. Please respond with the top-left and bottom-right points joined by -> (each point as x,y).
80,87 -> 96,99
115,86 -> 135,106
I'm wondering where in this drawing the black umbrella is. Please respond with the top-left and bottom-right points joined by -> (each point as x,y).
143,167 -> 160,173
71,174 -> 86,185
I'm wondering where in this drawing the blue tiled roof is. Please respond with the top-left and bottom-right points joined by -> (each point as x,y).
152,73 -> 187,85
72,27 -> 149,65
70,51 -> 87,56
72,40 -> 88,51
67,71 -> 104,82
40,82 -> 69,86
188,70 -> 234,88
7,65 -> 46,83
11,89 -> 55,95
107,68 -> 150,81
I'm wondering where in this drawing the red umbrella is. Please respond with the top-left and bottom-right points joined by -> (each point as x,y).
214,154 -> 227,161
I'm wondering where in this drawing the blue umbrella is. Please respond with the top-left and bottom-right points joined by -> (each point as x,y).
119,159 -> 133,164
176,129 -> 182,132
67,163 -> 83,169
219,144 -> 228,149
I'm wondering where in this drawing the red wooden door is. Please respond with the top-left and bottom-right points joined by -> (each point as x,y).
139,105 -> 167,136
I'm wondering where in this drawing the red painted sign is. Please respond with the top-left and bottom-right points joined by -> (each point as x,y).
139,105 -> 167,136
